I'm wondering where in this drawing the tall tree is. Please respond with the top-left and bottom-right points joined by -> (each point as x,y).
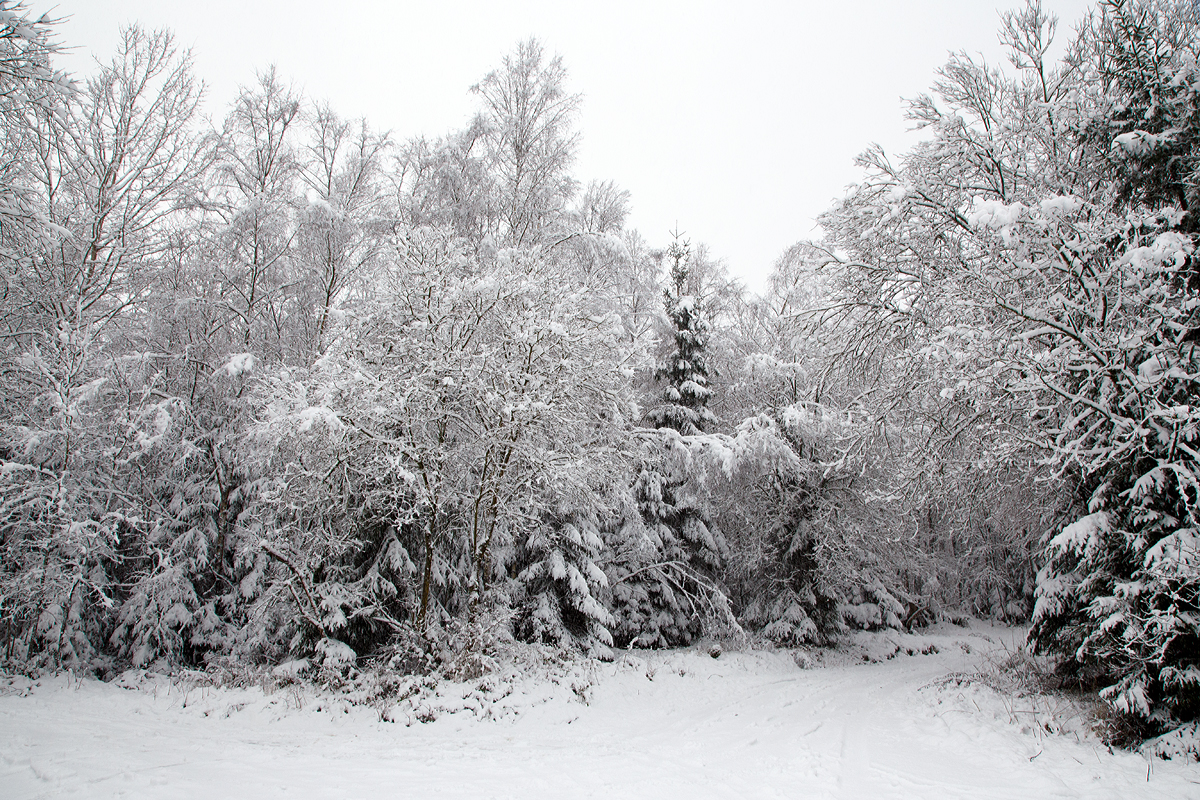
1028,0 -> 1200,739
1,25 -> 211,669
646,234 -> 717,435
807,0 -> 1200,737
294,103 -> 390,359
472,37 -> 580,247
606,234 -> 730,647
209,67 -> 302,361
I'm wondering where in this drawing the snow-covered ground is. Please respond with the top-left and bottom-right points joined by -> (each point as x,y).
2,623 -> 1196,799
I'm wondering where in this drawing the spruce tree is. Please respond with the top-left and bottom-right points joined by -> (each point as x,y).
646,236 -> 717,434
608,233 -> 729,647
1029,0 -> 1200,736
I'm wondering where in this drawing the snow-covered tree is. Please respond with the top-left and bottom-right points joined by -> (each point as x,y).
472,38 -> 580,248
244,227 -> 639,662
0,25 -> 214,671
647,235 -> 717,435
807,0 -> 1200,739
292,104 -> 390,360
604,435 -> 728,648
808,0 -> 1094,628
600,233 -> 733,648
1026,0 -> 1200,738
393,119 -> 495,250
0,1 -> 73,252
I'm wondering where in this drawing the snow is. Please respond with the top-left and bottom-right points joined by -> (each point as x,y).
314,638 -> 357,669
295,405 -> 343,433
1145,722 -> 1200,762
1145,528 -> 1200,574
304,188 -> 335,216
1038,195 -> 1083,217
1138,354 -> 1168,384
271,659 -> 311,679
219,352 -> 256,377
2,624 -> 1196,799
1121,231 -> 1194,272
1113,130 -> 1177,157
967,197 -> 1026,229
1046,512 -> 1109,560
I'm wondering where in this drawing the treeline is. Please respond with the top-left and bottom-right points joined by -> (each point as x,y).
0,0 -> 1196,744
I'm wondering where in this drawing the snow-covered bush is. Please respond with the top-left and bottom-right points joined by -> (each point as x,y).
719,406 -> 918,643
512,508 -> 614,658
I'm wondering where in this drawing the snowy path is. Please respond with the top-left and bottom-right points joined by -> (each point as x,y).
2,625 -> 1197,799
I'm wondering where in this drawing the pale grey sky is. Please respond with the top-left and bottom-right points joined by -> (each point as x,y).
38,0 -> 1096,291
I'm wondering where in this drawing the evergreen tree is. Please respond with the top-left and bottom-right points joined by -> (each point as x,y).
1028,0 -> 1200,738
646,235 -> 717,434
606,233 -> 729,647
513,506 -> 614,659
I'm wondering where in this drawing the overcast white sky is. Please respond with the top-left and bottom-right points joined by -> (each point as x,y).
37,0 -> 1096,291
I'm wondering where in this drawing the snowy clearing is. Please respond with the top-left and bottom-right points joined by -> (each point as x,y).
1,624 -> 1196,799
